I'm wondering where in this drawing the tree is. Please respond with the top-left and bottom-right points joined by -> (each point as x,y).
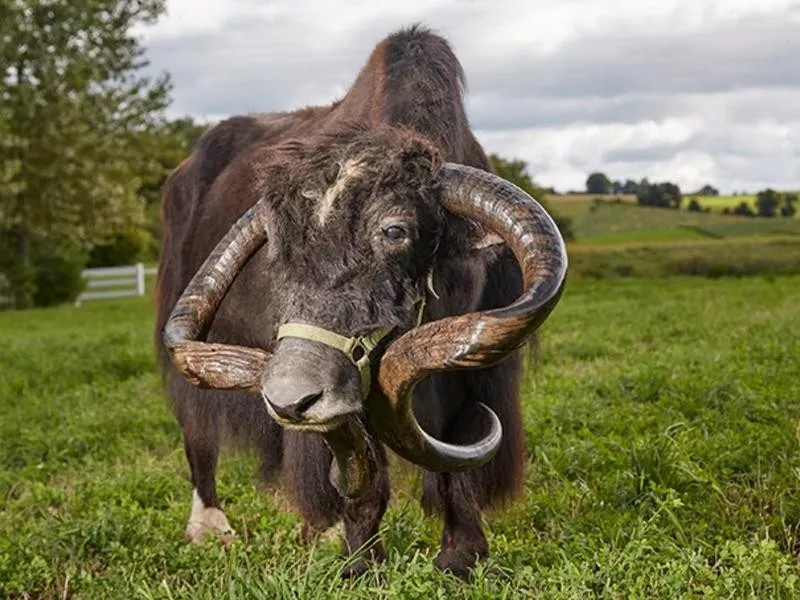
732,202 -> 755,217
0,0 -> 172,307
0,107 -> 24,228
586,172 -> 612,194
687,198 -> 703,212
695,184 -> 719,196
755,189 -> 780,218
622,179 -> 639,194
489,154 -> 574,241
781,193 -> 797,218
636,180 -> 682,209
136,117 -> 208,207
81,116 -> 208,268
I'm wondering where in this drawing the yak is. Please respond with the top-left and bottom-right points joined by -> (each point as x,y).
155,24 -> 568,579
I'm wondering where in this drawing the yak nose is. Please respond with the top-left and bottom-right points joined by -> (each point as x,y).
262,379 -> 324,422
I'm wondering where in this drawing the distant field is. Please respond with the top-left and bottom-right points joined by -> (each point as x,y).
547,194 -> 638,204
546,198 -> 800,244
3,278 -> 800,598
547,194 -> 764,215
567,237 -> 800,279
688,195 -> 758,211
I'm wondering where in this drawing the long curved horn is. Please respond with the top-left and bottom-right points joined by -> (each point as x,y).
162,199 -> 272,392
369,163 -> 568,472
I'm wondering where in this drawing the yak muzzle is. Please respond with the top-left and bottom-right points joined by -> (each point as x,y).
259,335 -> 363,432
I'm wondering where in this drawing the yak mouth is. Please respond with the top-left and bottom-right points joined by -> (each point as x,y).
263,404 -> 351,433
163,161 -> 568,496
260,380 -> 360,433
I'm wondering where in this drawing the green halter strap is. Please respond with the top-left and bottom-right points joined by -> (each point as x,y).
276,322 -> 394,397
275,270 -> 438,398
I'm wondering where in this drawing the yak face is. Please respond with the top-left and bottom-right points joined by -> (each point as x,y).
259,130 -> 450,432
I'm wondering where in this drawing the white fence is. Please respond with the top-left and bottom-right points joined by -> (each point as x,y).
75,263 -> 158,306
0,263 -> 158,309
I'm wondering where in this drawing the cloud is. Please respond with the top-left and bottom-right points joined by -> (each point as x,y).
137,0 -> 800,193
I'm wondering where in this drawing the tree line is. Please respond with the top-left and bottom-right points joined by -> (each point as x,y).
583,172 -> 797,218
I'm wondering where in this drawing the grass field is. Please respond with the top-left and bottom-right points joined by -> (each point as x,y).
567,237 -> 800,279
544,198 -> 800,246
3,276 -> 800,598
547,194 -> 760,214
689,195 -> 758,212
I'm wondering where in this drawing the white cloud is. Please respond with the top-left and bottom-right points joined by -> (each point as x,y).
476,115 -> 800,193
138,0 -> 800,194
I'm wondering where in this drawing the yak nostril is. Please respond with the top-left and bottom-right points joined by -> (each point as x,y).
266,389 -> 324,422
293,390 -> 323,416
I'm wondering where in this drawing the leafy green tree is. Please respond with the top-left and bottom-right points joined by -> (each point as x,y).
0,0 -> 172,306
755,189 -> 780,218
636,181 -> 682,209
136,117 -> 208,207
695,184 -> 719,196
489,154 -> 574,241
82,117 -> 207,267
622,179 -> 639,194
586,172 -> 612,194
687,198 -> 703,212
781,193 -> 797,218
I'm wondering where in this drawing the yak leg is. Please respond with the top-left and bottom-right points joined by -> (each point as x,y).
422,409 -> 490,580
430,470 -> 489,579
420,248 -> 526,578
419,352 -> 525,579
181,409 -> 235,544
415,377 -> 490,579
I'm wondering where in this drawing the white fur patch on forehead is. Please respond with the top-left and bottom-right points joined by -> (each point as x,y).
314,158 -> 366,226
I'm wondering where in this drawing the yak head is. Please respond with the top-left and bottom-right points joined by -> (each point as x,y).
163,126 -> 568,478
258,130 -> 449,434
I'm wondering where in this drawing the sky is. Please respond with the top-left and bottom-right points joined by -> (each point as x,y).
136,0 -> 800,194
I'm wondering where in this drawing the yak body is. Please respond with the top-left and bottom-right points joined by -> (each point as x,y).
155,25 -> 527,577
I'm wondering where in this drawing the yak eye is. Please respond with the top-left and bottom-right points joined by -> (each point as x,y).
383,224 -> 407,242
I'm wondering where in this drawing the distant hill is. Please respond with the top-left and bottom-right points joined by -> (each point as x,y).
546,197 -> 800,245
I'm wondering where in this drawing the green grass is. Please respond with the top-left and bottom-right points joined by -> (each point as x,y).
546,194 -> 638,204
572,227 -> 709,246
568,237 -> 800,279
689,195 -> 758,212
3,278 -> 800,598
547,194 -> 763,215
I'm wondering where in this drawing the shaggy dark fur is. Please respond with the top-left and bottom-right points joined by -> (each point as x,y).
155,24 -> 527,579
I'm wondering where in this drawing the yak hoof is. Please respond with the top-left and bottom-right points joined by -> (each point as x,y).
434,547 -> 486,581
340,544 -> 387,580
185,489 -> 236,545
186,517 -> 236,545
340,558 -> 371,580
301,520 -> 343,544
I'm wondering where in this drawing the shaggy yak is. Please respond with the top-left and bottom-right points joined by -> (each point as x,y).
155,24 -> 568,579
